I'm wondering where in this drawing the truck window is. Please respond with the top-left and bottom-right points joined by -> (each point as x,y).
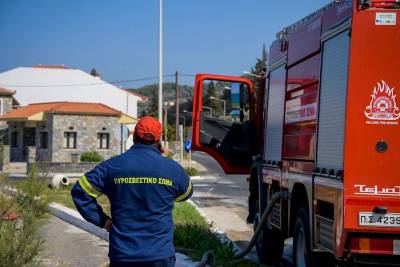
201,80 -> 250,123
199,80 -> 252,166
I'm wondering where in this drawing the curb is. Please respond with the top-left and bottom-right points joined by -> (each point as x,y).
187,199 -> 259,263
47,202 -> 109,241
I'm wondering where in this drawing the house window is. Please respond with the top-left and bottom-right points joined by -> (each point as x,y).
63,132 -> 77,149
39,132 -> 48,149
97,133 -> 110,149
11,132 -> 18,148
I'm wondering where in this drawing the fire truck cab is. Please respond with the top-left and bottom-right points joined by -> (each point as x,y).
190,1 -> 400,266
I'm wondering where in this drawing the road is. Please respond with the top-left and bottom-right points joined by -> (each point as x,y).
190,152 -> 293,266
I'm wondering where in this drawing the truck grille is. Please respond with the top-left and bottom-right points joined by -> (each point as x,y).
316,215 -> 334,250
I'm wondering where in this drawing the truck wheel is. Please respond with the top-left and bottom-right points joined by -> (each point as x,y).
293,207 -> 312,267
254,213 -> 284,264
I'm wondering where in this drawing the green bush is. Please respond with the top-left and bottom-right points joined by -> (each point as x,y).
80,151 -> 104,162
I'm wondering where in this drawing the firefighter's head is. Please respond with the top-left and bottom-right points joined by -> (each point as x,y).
134,116 -> 162,144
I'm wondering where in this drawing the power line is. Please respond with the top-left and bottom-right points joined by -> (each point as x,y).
0,74 -> 178,88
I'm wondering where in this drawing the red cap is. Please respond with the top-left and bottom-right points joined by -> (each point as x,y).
134,116 -> 162,142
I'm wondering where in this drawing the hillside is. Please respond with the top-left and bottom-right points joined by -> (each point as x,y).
128,82 -> 194,123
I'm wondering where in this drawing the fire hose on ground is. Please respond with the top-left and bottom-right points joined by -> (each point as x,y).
194,191 -> 289,267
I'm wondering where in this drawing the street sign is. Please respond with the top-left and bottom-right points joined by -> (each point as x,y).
184,140 -> 192,152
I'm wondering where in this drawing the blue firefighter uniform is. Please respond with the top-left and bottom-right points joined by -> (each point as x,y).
71,143 -> 193,264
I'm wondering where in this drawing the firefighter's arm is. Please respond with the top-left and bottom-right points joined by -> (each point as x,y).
71,160 -> 110,228
175,168 -> 193,202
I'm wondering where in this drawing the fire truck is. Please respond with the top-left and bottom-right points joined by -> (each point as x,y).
189,0 -> 400,266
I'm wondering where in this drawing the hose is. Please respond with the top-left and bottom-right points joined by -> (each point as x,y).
195,191 -> 289,267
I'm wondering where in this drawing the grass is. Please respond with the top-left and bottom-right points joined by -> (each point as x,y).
173,202 -> 261,267
5,178 -> 260,266
184,167 -> 199,177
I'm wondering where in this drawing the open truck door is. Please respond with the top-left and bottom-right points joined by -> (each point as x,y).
191,74 -> 255,174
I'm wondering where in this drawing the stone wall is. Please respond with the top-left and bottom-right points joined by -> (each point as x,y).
28,162 -> 98,174
1,145 -> 9,171
0,96 -> 14,129
35,121 -> 52,161
51,114 -> 120,162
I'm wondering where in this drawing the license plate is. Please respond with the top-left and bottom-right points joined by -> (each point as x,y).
359,212 -> 400,227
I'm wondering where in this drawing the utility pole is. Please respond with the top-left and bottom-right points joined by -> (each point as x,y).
158,0 -> 163,124
175,71 -> 179,141
164,105 -> 168,147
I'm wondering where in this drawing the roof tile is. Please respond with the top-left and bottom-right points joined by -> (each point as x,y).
0,101 -> 123,120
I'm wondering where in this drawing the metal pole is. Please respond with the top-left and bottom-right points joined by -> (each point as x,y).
179,115 -> 186,130
179,125 -> 183,164
158,0 -> 163,124
164,106 -> 168,147
189,150 -> 192,169
223,100 -> 226,119
120,124 -> 123,154
202,106 -> 212,117
175,71 -> 179,141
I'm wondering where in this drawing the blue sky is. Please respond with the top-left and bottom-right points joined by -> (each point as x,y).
0,0 -> 331,87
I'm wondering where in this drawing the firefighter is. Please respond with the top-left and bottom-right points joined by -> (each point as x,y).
71,116 -> 193,267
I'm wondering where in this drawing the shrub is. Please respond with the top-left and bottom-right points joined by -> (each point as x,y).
80,151 -> 104,162
0,167 -> 49,267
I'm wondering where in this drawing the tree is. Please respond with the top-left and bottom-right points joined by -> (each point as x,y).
203,81 -> 223,117
90,68 -> 100,77
245,44 -> 268,93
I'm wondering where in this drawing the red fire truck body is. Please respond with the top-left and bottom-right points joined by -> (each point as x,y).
190,0 -> 400,265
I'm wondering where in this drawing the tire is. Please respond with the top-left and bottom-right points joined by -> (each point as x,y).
254,212 -> 284,264
293,207 -> 313,267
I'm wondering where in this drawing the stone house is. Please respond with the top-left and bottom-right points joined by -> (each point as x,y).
0,102 -> 135,172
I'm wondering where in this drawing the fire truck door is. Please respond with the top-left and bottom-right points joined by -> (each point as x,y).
191,74 -> 255,174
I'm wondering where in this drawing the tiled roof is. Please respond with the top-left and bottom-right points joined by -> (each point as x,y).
33,65 -> 68,69
0,101 -> 123,120
0,87 -> 16,96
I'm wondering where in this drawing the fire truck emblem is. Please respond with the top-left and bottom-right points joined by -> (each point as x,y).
365,80 -> 400,121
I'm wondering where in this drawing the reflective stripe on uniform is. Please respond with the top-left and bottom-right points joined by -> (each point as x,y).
78,175 -> 102,198
176,180 -> 192,202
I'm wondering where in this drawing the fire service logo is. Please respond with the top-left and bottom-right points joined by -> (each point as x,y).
365,80 -> 400,125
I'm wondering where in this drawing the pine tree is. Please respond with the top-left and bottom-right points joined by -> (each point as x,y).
90,68 -> 100,77
246,44 -> 268,93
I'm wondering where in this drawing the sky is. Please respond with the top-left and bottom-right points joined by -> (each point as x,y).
0,0 -> 331,88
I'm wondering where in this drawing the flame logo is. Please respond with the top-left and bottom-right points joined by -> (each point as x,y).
365,80 -> 400,121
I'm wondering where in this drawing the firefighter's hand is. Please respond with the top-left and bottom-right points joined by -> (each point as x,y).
104,218 -> 112,232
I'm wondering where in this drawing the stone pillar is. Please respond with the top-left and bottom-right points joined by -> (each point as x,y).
2,145 -> 10,172
27,146 -> 37,164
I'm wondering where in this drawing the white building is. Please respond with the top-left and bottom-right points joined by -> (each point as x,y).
0,66 -> 146,119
